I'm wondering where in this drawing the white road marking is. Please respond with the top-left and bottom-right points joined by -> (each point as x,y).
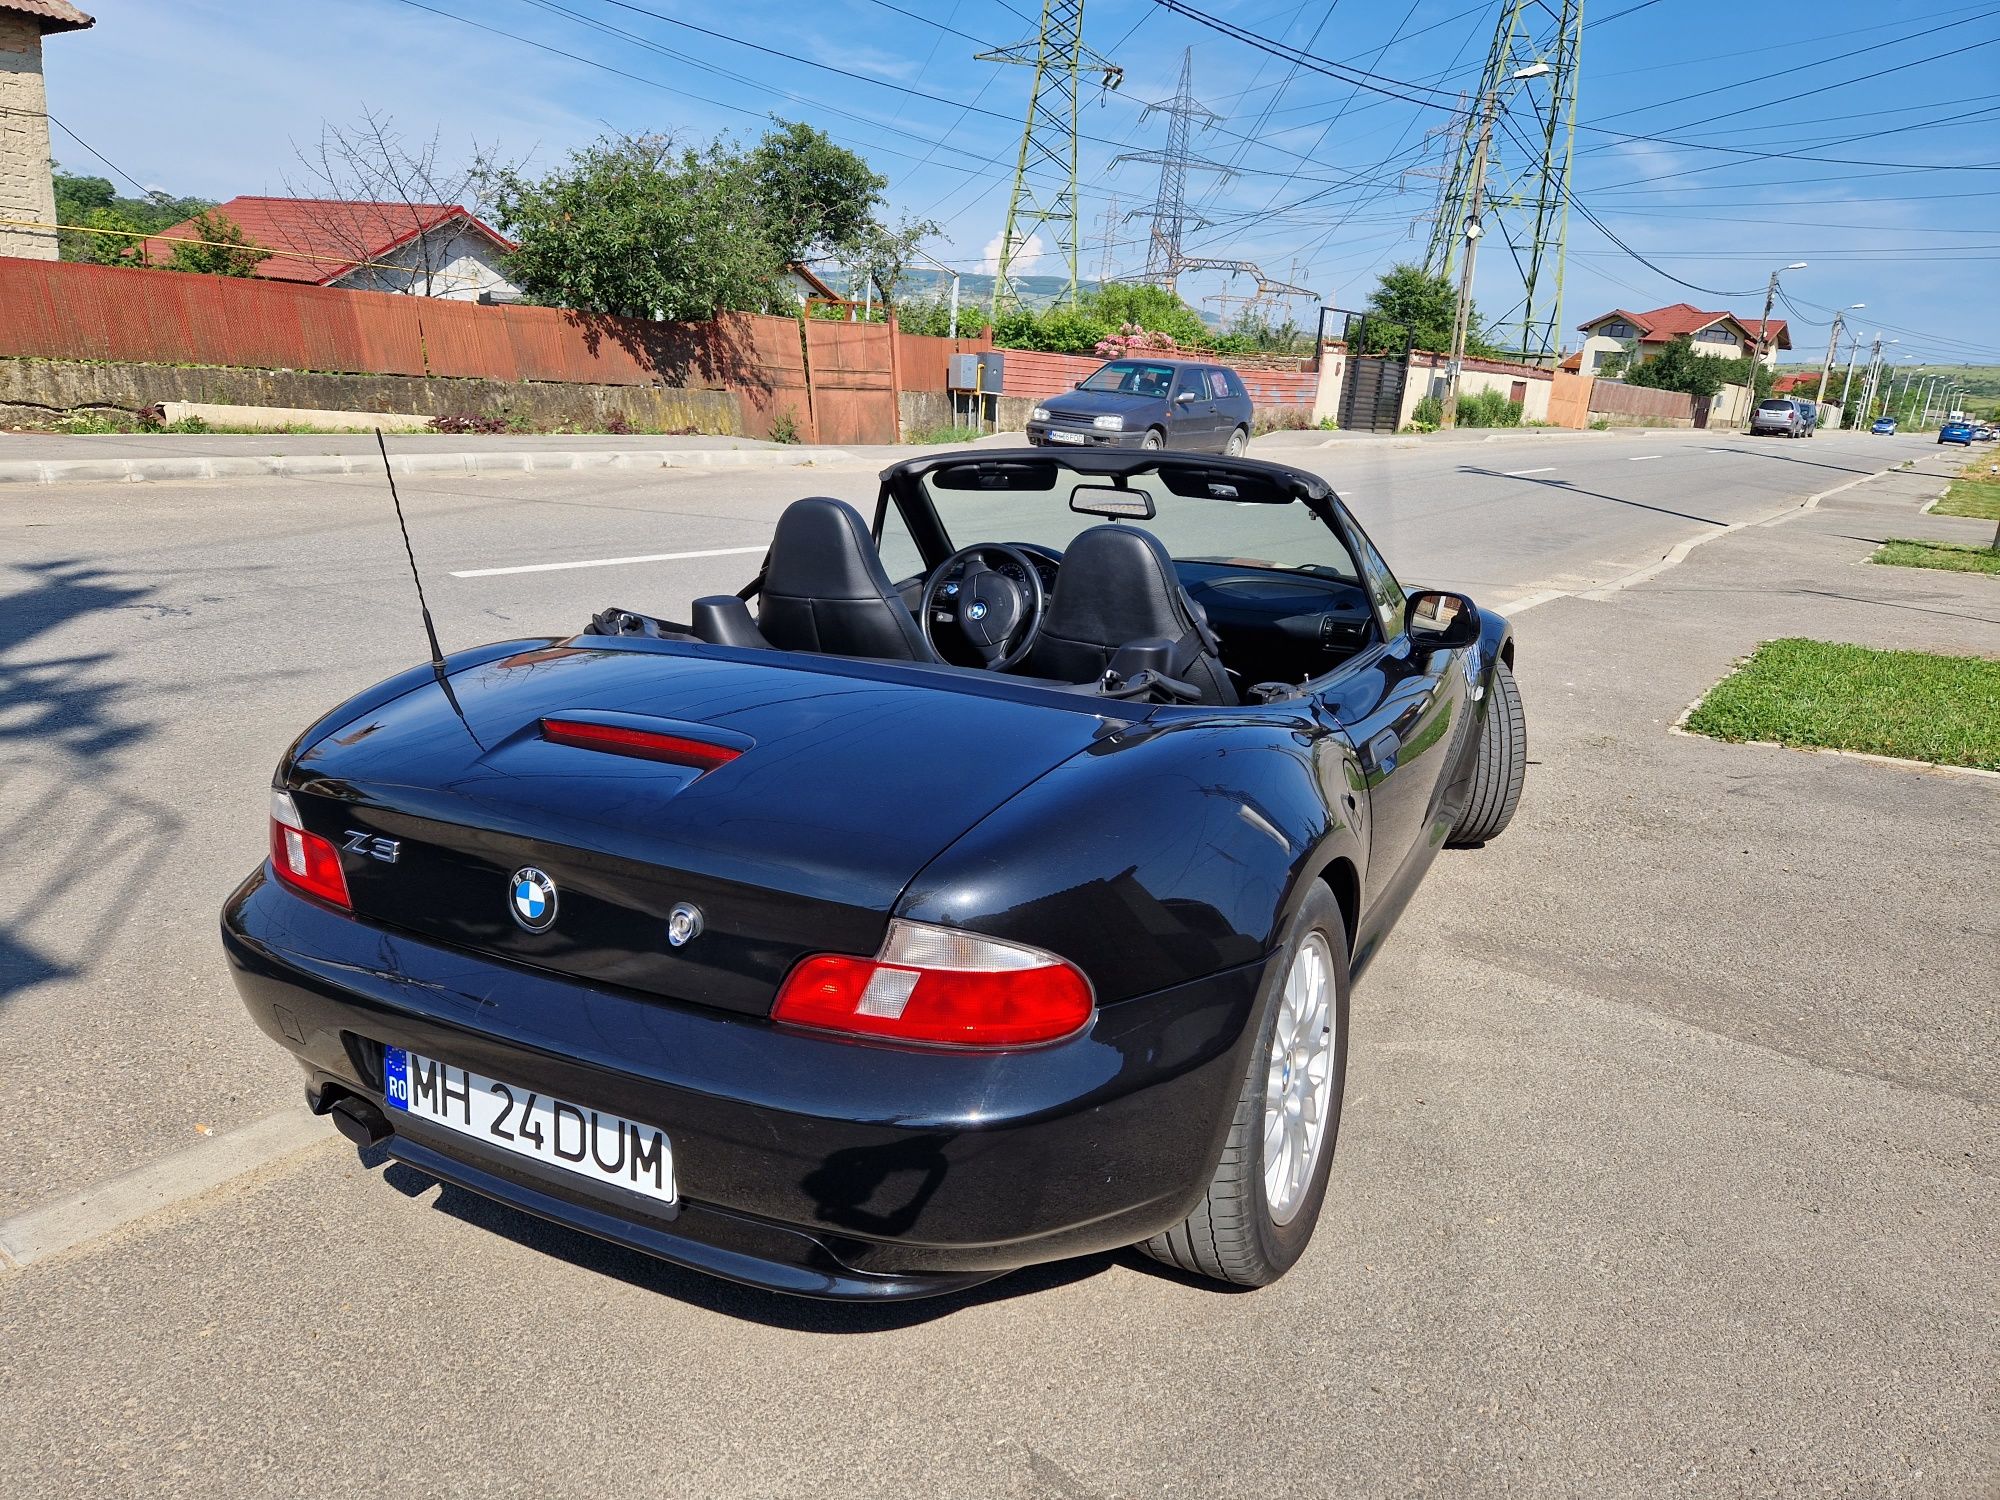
1505,467 -> 1555,476
452,544 -> 768,579
1628,454 -> 1664,462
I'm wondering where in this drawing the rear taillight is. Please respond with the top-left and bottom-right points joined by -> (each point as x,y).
772,920 -> 1094,1048
269,789 -> 351,909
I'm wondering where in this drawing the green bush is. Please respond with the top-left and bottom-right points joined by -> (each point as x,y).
1459,388 -> 1523,428
1411,394 -> 1442,427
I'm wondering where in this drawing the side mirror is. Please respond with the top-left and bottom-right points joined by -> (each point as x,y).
1175,390 -> 1199,404
1404,590 -> 1481,650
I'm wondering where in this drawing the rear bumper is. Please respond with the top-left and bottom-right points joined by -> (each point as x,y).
223,870 -> 1269,1300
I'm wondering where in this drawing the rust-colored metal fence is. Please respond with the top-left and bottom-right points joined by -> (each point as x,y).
801,319 -> 897,446
891,329 -> 995,391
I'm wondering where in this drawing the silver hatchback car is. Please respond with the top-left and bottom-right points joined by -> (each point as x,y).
1751,398 -> 1809,438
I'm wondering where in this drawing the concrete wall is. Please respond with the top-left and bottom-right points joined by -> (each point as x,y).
1403,352 -> 1553,427
0,15 -> 57,262
0,357 -> 741,433
332,225 -> 521,301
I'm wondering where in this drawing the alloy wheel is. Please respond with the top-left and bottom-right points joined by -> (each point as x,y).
1263,931 -> 1337,1225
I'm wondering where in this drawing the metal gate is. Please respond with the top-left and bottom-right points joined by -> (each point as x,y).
803,319 -> 899,445
1340,355 -> 1408,434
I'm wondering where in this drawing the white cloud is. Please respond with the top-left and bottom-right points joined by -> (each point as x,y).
976,229 -> 1045,276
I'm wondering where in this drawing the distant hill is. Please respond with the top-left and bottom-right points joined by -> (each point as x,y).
1777,362 -> 2000,402
894,267 -> 1105,312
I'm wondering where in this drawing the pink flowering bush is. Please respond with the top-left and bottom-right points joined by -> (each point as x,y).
1093,323 -> 1180,359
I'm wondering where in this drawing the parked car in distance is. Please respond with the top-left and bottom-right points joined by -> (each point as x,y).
1937,420 -> 1973,445
1793,400 -> 1818,433
1974,423 -> 1996,441
1027,357 -> 1256,455
1871,416 -> 1898,436
1751,398 -> 1809,438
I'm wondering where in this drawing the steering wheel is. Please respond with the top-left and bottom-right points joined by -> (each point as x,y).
918,543 -> 1048,672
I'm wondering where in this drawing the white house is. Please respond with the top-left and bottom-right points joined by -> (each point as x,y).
1566,302 -> 1792,377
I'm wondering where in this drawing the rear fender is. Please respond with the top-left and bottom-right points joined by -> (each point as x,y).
896,712 -> 1370,1007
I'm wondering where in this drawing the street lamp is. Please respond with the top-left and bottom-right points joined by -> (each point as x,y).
1440,59 -> 1552,429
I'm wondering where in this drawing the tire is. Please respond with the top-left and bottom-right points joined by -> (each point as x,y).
1141,428 -> 1165,451
1224,426 -> 1249,456
1449,658 -> 1526,846
1136,884 -> 1350,1289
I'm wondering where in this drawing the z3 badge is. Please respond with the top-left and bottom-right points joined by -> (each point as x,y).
342,830 -> 401,863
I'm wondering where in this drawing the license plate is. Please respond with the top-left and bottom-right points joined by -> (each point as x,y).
1047,429 -> 1088,444
383,1046 -> 675,1206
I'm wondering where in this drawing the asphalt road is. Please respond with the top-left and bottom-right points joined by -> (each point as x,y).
2,427 -> 1991,1498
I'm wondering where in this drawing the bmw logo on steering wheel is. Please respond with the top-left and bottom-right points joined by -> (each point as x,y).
966,600 -> 989,622
510,867 -> 558,931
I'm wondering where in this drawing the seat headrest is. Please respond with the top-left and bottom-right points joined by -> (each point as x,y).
764,497 -> 894,601
1041,524 -> 1195,644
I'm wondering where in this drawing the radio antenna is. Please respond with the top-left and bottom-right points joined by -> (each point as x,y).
376,430 -> 480,745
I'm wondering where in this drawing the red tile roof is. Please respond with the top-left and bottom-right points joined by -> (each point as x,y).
0,0 -> 94,32
141,196 -> 514,285
1578,302 -> 1790,351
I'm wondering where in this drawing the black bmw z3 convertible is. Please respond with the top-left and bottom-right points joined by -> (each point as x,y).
222,447 -> 1526,1301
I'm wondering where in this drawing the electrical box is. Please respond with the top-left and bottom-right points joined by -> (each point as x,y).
977,351 -> 1004,394
947,354 -> 980,392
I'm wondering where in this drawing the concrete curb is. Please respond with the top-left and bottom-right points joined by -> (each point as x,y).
0,1107 -> 328,1271
1311,426 -> 1726,451
0,446 -> 851,487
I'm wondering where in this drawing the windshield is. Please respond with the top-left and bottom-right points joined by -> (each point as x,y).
888,461 -> 1360,584
1077,361 -> 1178,398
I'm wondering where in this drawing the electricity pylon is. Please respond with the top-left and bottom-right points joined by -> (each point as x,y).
1425,0 -> 1584,364
979,1 -> 1121,309
1111,49 -> 1236,295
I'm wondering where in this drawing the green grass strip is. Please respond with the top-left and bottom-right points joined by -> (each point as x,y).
1685,638 -> 2000,771
1936,473 -> 2000,522
1873,539 -> 2000,575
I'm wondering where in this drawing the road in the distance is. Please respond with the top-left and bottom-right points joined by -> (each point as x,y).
0,426 -> 1917,1212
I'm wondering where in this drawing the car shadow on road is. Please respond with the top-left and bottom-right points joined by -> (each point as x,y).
373,1155 -> 1220,1330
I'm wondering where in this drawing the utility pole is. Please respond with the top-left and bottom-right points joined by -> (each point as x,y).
1442,60 -> 1550,429
1818,303 -> 1862,402
979,1 -> 1121,310
1440,92 -> 1494,431
1838,332 -> 1864,424
1745,262 -> 1807,429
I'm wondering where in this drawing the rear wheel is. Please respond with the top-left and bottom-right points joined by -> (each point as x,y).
1224,426 -> 1249,456
1449,658 -> 1526,845
1136,884 -> 1350,1288
1141,428 -> 1165,451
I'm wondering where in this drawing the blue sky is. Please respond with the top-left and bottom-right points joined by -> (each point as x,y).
42,0 -> 2000,366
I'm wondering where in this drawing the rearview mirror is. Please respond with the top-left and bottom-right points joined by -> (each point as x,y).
1070,484 -> 1156,520
1404,590 -> 1480,650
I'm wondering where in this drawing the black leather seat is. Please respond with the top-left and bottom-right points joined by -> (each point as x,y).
1023,524 -> 1237,704
756,497 -> 936,662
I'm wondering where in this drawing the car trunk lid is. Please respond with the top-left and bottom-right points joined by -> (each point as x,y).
285,641 -> 1114,1016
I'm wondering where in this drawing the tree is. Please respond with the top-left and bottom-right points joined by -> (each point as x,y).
53,170 -> 210,264
835,212 -> 940,308
1624,335 -> 1726,399
1079,284 -> 1211,346
487,135 -> 782,320
1359,263 -> 1496,357
746,120 -> 886,265
157,210 -> 271,277
287,109 -> 501,296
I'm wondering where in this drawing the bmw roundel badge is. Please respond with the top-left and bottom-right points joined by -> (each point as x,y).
509,867 -> 558,932
966,600 -> 989,622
